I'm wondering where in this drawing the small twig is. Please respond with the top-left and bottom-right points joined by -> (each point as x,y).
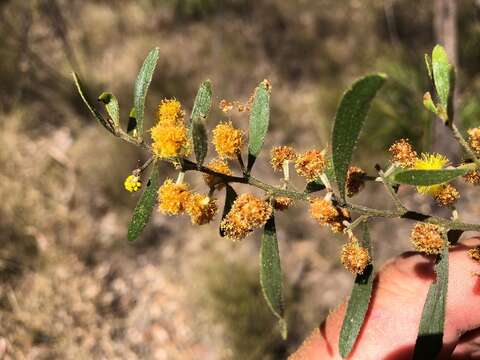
375,164 -> 406,212
236,151 -> 247,175
139,156 -> 154,173
451,124 -> 480,167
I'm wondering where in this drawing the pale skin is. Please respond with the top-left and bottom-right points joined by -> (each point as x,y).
290,237 -> 480,360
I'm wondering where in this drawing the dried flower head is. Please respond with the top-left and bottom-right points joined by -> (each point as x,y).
389,139 -> 417,168
309,197 -> 347,233
433,184 -> 459,207
158,179 -> 191,215
220,193 -> 273,241
340,240 -> 370,274
295,149 -> 326,181
410,223 -> 445,255
346,166 -> 366,197
212,121 -> 244,159
124,174 -> 142,192
151,123 -> 189,158
463,170 -> 480,185
468,127 -> 480,153
271,146 -> 296,171
157,99 -> 184,126
273,196 -> 294,211
219,99 -> 234,113
468,247 -> 480,263
186,193 -> 218,225
414,153 -> 449,196
203,158 -> 233,189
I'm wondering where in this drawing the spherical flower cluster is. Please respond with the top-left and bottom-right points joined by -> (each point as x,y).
270,146 -> 296,171
220,193 -> 273,241
410,223 -> 445,255
151,99 -> 189,158
388,139 -> 417,168
157,99 -> 184,126
468,127 -> 480,154
273,196 -> 294,211
464,170 -> 480,185
309,197 -> 349,233
295,149 -> 326,181
186,193 -> 218,225
203,158 -> 232,189
433,184 -> 459,207
340,240 -> 370,274
413,153 -> 449,196
346,166 -> 365,197
157,179 -> 190,215
124,174 -> 142,192
212,121 -> 244,159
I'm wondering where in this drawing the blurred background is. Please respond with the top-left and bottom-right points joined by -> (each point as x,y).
1,0 -> 480,358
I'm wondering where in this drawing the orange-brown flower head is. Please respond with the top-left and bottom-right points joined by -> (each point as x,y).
468,127 -> 480,153
151,123 -> 189,158
220,193 -> 273,241
433,184 -> 459,207
346,166 -> 366,197
463,170 -> 480,185
212,121 -> 244,159
340,240 -> 370,275
309,197 -> 347,233
388,139 -> 417,168
410,223 -> 445,255
271,146 -> 296,171
158,179 -> 191,215
186,193 -> 218,225
203,158 -> 233,189
295,149 -> 326,181
157,99 -> 184,126
273,196 -> 294,211
468,247 -> 480,263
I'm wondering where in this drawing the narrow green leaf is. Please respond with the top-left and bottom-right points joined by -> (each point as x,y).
391,167 -> 470,186
190,80 -> 213,123
305,179 -> 326,194
127,107 -> 137,135
247,81 -> 271,172
413,243 -> 449,359
127,162 -> 161,241
425,53 -> 433,80
339,223 -> 374,358
98,92 -> 120,128
219,184 -> 237,237
332,73 -> 386,200
423,92 -> 438,115
432,45 -> 452,110
133,47 -> 159,140
260,214 -> 287,339
192,116 -> 208,167
72,72 -> 115,134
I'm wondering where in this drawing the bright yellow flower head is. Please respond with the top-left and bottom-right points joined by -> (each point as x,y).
212,121 -> 244,159
158,179 -> 191,215
151,123 -> 189,158
157,99 -> 184,126
124,174 -> 142,192
220,193 -> 272,241
414,153 -> 449,196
